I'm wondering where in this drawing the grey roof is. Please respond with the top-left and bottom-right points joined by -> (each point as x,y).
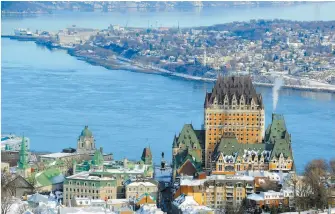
205,75 -> 263,107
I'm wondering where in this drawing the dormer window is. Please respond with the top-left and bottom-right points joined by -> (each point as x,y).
224,94 -> 229,105
240,95 -> 245,105
214,97 -> 218,105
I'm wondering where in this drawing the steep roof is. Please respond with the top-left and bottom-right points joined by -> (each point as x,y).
265,114 -> 293,159
212,133 -> 273,162
177,159 -> 199,176
92,149 -> 104,166
212,114 -> 293,162
173,124 -> 204,151
18,136 -> 29,170
142,147 -> 152,159
205,75 -> 263,107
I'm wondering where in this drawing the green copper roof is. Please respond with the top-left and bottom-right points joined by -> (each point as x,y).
35,168 -> 63,187
265,114 -> 293,159
92,149 -> 104,166
213,135 -> 271,161
212,114 -> 293,162
174,149 -> 202,170
81,126 -> 93,137
265,114 -> 287,143
17,136 -> 29,170
173,124 -> 203,151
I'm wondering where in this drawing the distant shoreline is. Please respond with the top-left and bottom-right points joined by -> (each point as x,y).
2,36 -> 335,94
69,49 -> 335,93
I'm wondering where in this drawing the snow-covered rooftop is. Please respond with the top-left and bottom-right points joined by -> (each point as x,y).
39,152 -> 78,159
127,181 -> 156,187
136,204 -> 164,214
66,171 -> 115,181
179,174 -> 254,186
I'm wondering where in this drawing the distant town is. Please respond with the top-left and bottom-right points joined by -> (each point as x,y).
2,76 -> 335,214
1,1 -> 306,14
3,19 -> 335,92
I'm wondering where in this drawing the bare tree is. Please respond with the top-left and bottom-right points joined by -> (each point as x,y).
16,203 -> 29,214
329,159 -> 335,175
1,195 -> 14,214
304,159 -> 329,211
1,170 -> 15,214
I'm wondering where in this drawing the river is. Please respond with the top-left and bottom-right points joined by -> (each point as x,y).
1,4 -> 335,172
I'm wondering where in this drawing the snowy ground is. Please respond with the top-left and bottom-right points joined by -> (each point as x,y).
281,208 -> 335,214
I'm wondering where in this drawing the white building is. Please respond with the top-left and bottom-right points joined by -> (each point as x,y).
126,180 -> 158,200
1,135 -> 30,151
39,152 -> 85,163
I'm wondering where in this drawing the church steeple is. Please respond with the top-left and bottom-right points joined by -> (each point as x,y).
18,136 -> 29,170
92,148 -> 104,166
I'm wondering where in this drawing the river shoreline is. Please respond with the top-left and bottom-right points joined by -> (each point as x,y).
3,35 -> 335,93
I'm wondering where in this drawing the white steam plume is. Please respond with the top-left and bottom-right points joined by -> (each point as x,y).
272,78 -> 284,112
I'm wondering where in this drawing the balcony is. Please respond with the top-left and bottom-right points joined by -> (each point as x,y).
226,185 -> 234,189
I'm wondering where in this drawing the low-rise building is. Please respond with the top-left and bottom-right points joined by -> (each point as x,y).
125,180 -> 158,200
74,147 -> 154,198
1,175 -> 35,198
35,167 -> 65,192
247,190 -> 290,209
1,134 -> 30,151
1,162 -> 10,172
1,150 -> 19,167
173,174 -> 254,209
39,152 -> 87,163
63,171 -> 117,206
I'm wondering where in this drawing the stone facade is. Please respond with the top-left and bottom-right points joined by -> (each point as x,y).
63,171 -> 117,206
125,180 -> 158,200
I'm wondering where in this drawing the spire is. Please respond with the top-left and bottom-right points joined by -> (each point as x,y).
18,136 -> 29,169
92,149 -> 104,166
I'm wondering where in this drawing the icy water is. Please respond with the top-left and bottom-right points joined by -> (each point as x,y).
2,39 -> 335,172
2,2 -> 335,33
1,4 -> 335,172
